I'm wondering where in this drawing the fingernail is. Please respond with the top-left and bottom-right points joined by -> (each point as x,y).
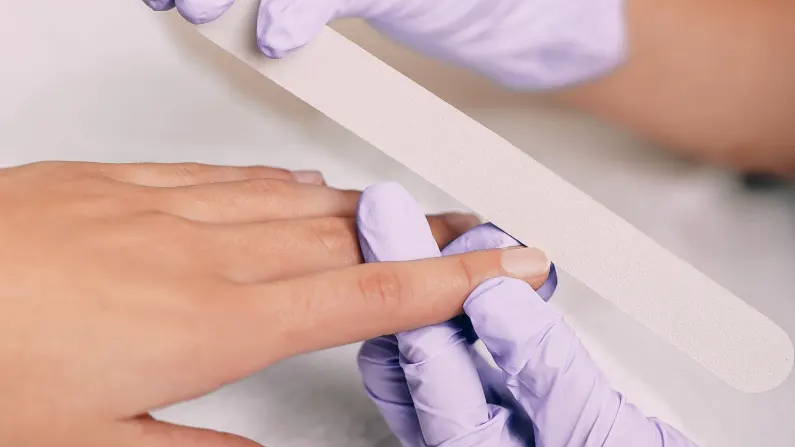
500,247 -> 550,280
439,213 -> 481,233
292,170 -> 325,185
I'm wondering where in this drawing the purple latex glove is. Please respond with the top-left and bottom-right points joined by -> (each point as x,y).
143,0 -> 626,89
356,182 -> 699,447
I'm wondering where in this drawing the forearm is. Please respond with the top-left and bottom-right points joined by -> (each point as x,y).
557,0 -> 795,174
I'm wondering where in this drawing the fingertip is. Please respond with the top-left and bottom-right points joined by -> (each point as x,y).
360,181 -> 411,203
291,169 -> 325,185
256,35 -> 292,59
443,224 -> 556,296
257,0 -> 341,58
500,247 -> 551,289
257,0 -> 304,58
357,182 -> 439,263
359,182 -> 419,222
536,263 -> 558,302
175,0 -> 234,24
143,0 -> 176,11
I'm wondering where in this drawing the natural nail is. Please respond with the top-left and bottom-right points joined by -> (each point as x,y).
500,247 -> 551,284
292,170 -> 325,185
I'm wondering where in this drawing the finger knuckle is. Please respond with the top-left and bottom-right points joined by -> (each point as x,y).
454,256 -> 478,291
173,162 -> 210,181
137,211 -> 201,236
241,178 -> 288,195
356,269 -> 410,310
311,218 -> 358,259
130,212 -> 206,262
75,186 -> 137,215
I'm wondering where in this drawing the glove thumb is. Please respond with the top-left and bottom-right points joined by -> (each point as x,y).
464,277 -> 560,377
464,278 -> 628,446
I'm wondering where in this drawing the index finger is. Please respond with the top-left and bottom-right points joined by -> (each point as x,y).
356,182 -> 490,446
216,245 -> 551,373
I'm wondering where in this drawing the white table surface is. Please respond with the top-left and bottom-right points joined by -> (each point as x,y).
2,2 -> 793,445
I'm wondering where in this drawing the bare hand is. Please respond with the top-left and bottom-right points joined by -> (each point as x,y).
0,161 -> 549,447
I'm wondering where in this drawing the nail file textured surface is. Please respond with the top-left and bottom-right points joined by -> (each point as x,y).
196,0 -> 792,393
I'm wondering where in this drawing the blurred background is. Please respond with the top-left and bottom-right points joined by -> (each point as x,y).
1,1 -> 793,445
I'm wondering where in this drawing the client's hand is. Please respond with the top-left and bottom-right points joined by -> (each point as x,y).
0,161 -> 544,447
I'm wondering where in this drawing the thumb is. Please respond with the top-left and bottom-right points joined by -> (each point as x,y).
465,280 -> 697,446
121,415 -> 263,447
464,278 -> 625,447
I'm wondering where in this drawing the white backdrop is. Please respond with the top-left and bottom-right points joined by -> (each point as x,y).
1,2 -> 794,445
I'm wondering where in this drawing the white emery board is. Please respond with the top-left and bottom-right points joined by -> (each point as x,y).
196,0 -> 793,393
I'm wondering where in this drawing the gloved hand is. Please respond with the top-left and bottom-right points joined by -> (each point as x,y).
143,0 -> 626,89
355,182 -> 699,447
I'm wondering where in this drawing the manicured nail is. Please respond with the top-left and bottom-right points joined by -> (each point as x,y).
292,170 -> 325,185
500,247 -> 551,281
440,213 -> 481,234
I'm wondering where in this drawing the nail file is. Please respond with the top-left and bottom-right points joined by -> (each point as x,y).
195,0 -> 792,393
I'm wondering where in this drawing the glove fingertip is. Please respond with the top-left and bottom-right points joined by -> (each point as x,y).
257,0 -> 352,58
357,335 -> 400,369
357,182 -> 440,263
535,263 -> 558,302
256,0 -> 312,59
175,0 -> 234,24
256,33 -> 294,59
143,0 -> 176,11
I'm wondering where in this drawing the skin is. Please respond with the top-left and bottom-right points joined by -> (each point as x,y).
144,0 -> 795,175
14,2 -> 787,443
558,0 -> 795,175
159,0 -> 795,174
0,161 -> 549,447
155,0 -> 795,174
